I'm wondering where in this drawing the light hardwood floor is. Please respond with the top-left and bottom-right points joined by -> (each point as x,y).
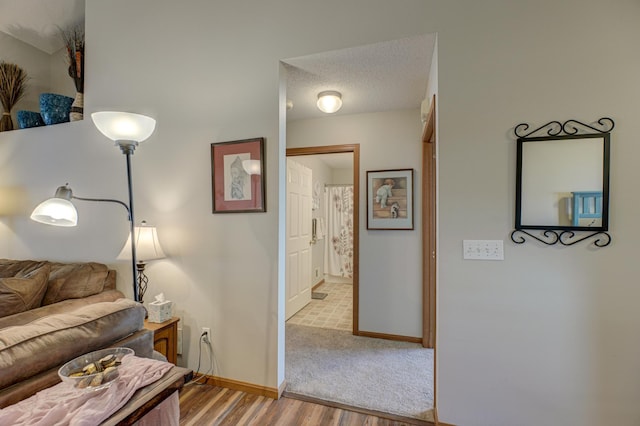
179,383 -> 431,425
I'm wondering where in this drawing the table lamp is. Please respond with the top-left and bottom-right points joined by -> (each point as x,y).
117,220 -> 166,304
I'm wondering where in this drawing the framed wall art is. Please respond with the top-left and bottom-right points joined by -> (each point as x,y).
211,137 -> 266,213
366,168 -> 413,230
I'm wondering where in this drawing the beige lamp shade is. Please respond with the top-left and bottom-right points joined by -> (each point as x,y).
118,221 -> 166,262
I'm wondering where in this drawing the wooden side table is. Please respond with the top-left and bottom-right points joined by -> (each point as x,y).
144,317 -> 179,365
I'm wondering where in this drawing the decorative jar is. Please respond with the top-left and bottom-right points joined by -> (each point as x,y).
39,93 -> 74,125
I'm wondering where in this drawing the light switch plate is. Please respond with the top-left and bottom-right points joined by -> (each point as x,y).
463,240 -> 504,260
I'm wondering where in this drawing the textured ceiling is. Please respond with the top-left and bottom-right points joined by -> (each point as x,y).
284,34 -> 436,122
0,0 -> 84,54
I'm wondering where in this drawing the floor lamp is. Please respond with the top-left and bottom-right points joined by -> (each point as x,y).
30,111 -> 156,303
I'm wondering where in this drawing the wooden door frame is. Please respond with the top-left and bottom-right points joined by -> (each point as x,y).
286,144 -> 360,334
422,94 -> 436,349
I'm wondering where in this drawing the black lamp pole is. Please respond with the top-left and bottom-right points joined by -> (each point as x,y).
125,152 -> 138,302
118,141 -> 139,303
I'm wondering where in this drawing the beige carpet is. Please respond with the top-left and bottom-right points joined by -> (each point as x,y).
285,323 -> 434,422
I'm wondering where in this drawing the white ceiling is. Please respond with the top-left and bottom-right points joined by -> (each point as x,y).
0,0 -> 84,54
283,34 -> 436,122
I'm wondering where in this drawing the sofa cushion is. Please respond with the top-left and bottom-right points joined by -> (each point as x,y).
0,289 -> 126,330
42,262 -> 109,305
0,298 -> 144,390
0,264 -> 50,318
0,260 -> 49,279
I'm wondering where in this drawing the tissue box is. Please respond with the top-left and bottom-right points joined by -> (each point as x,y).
148,300 -> 172,323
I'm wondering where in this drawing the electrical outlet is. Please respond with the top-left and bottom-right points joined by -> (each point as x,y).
201,327 -> 211,344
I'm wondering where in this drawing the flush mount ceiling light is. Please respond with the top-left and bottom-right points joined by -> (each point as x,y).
316,90 -> 342,114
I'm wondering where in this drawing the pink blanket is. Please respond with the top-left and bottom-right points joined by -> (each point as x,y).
0,354 -> 174,426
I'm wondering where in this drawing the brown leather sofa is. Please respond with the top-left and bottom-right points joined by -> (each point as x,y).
0,259 -> 154,408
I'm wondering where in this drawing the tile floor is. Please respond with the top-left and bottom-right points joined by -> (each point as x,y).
287,280 -> 352,331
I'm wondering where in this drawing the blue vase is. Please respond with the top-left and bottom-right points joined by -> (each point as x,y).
17,110 -> 45,129
39,93 -> 74,125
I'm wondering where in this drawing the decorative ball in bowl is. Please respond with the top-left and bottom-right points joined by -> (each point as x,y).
58,347 -> 133,391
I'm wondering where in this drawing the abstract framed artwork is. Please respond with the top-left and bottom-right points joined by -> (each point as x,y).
211,137 -> 266,213
366,168 -> 413,230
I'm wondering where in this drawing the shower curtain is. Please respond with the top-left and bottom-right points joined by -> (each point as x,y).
324,185 -> 354,278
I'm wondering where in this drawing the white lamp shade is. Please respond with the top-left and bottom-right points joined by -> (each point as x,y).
118,222 -> 166,262
317,91 -> 342,113
242,159 -> 261,175
30,198 -> 78,227
91,112 -> 156,142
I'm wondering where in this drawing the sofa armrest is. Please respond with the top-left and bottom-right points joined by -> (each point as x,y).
0,329 -> 154,408
0,299 -> 144,390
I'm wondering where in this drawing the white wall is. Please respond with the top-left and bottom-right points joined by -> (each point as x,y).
2,0 -> 429,394
0,32 -> 51,120
1,1 -> 639,425
430,2 -> 640,425
288,110 -> 423,338
49,47 -> 78,99
331,168 -> 353,184
0,32 -> 79,128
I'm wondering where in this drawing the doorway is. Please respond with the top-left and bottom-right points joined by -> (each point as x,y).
279,34 -> 437,420
286,144 -> 360,332
286,153 -> 355,331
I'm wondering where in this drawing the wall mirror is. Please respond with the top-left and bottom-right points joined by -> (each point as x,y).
0,1 -> 85,131
512,118 -> 613,247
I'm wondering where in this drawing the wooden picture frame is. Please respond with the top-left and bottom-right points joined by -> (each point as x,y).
366,169 -> 413,230
211,137 -> 266,213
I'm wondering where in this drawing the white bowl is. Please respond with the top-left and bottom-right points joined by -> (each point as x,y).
58,347 -> 133,391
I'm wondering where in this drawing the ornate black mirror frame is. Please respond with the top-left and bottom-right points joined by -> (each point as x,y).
511,118 -> 613,247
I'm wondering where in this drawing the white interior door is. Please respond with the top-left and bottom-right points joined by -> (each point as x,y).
286,158 -> 312,320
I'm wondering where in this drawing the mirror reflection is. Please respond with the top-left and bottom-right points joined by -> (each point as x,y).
516,134 -> 609,231
0,0 -> 85,131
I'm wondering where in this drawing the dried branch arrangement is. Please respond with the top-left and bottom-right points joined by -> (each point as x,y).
0,61 -> 28,132
60,25 -> 85,93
